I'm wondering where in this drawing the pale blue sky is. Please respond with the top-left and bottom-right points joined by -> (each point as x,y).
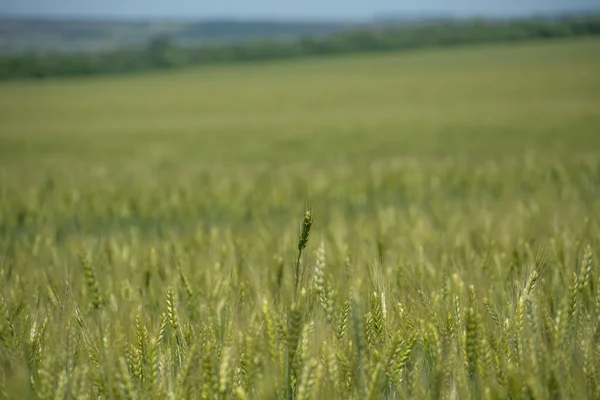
1,0 -> 599,20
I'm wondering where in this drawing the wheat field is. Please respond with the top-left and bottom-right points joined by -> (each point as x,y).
1,38 -> 600,399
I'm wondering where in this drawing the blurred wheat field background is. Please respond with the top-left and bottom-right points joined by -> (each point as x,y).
1,37 -> 600,399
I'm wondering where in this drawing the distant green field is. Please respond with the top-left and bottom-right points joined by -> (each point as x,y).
1,38 -> 600,399
1,37 -> 599,169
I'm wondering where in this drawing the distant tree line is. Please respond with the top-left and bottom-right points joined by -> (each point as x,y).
1,15 -> 599,80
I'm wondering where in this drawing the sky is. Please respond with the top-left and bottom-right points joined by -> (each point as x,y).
1,0 -> 599,20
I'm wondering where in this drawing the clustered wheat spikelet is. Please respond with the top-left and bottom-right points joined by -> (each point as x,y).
313,242 -> 326,298
296,357 -> 318,400
313,241 -> 335,323
148,338 -> 159,392
177,264 -> 194,299
366,361 -> 384,400
483,297 -> 500,327
177,344 -> 197,399
568,272 -> 580,322
262,299 -> 279,367
337,300 -> 350,342
351,297 -> 368,399
391,331 -> 417,383
219,347 -> 233,395
81,254 -> 102,310
166,287 -> 179,333
134,314 -> 147,382
525,268 -> 540,296
370,292 -> 384,343
297,211 -> 313,254
295,210 -> 313,292
53,370 -> 68,400
287,301 -> 303,359
201,341 -> 216,397
465,287 -> 479,380
118,356 -> 137,400
515,296 -> 525,365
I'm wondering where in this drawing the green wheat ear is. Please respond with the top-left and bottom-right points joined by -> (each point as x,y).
296,358 -> 318,400
177,344 -> 198,399
465,286 -> 479,382
134,314 -> 147,383
166,287 -> 179,333
295,210 -> 313,294
313,240 -> 334,323
117,356 -> 136,400
81,254 -> 103,310
287,300 -> 303,360
351,296 -> 367,399
285,294 -> 304,400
